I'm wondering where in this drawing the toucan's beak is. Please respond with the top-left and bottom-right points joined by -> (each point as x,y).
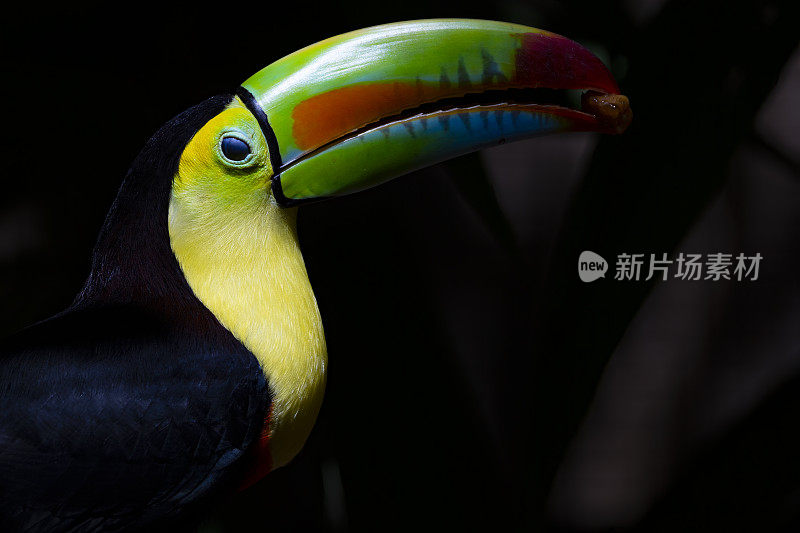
238,19 -> 632,206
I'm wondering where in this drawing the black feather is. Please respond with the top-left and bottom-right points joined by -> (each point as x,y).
0,95 -> 271,532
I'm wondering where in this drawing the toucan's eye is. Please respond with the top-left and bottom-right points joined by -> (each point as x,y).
220,136 -> 251,162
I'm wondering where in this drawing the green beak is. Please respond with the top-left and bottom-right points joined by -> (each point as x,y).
237,19 -> 631,206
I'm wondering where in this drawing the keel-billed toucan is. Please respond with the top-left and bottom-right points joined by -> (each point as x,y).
0,20 -> 630,531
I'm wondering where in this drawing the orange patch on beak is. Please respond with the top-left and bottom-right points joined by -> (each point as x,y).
291,82 -> 441,151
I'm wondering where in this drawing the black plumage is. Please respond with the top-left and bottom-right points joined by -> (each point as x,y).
0,95 -> 270,532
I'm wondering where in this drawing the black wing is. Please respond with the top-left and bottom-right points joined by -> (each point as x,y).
0,304 -> 270,532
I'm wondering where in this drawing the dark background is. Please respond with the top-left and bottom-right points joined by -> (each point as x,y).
1,1 -> 798,531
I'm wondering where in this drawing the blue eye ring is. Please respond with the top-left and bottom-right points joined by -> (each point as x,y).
220,135 -> 252,162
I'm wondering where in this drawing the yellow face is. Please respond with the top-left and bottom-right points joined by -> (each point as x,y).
168,97 -> 327,472
172,99 -> 272,211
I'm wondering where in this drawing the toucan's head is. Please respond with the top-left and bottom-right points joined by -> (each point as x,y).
90,19 -> 631,472
169,19 -> 630,224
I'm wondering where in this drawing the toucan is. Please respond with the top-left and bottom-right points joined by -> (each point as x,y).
0,19 -> 630,531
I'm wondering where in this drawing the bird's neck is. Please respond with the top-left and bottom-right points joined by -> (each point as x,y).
167,189 -> 327,470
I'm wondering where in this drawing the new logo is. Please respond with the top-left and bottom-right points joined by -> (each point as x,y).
578,251 -> 608,282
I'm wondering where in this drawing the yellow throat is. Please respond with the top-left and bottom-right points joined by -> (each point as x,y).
167,101 -> 327,469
